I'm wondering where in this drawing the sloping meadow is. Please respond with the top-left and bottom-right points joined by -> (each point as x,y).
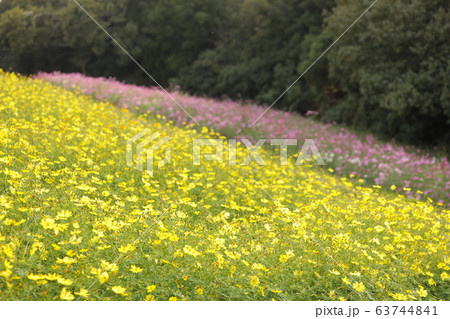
0,71 -> 449,300
37,72 -> 450,205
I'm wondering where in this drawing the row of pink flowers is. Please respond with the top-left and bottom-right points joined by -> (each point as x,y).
37,72 -> 449,205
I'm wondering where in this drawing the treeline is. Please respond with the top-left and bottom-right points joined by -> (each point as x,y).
1,0 -> 449,148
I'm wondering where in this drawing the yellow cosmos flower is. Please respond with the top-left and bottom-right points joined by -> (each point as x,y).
40,218 -> 56,229
60,288 -> 75,301
75,289 -> 90,298
27,273 -> 46,281
251,263 -> 268,271
352,282 -> 366,292
56,277 -> 73,286
118,244 -> 136,253
100,260 -> 119,274
271,289 -> 282,294
390,293 -> 408,301
279,250 -> 295,263
56,257 -> 77,265
249,275 -> 260,287
112,286 -> 127,295
416,286 -> 428,298
129,265 -> 143,273
146,285 -> 156,293
183,245 -> 201,257
99,272 -> 109,284
224,250 -> 241,260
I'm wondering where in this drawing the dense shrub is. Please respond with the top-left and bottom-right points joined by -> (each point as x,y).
319,0 -> 450,147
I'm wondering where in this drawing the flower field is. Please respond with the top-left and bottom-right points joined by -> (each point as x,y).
1,71 -> 449,301
37,72 -> 450,205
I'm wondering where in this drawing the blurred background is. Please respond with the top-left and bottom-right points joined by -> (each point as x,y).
0,0 -> 448,151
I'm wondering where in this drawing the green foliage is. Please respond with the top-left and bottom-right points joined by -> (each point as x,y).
0,0 -> 69,73
0,0 -> 225,85
0,0 -> 448,147
178,0 -> 334,110
318,0 -> 450,146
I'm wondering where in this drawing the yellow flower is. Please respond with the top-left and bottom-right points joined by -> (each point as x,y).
56,277 -> 73,286
75,289 -> 90,298
99,272 -> 109,284
27,273 -> 46,281
56,210 -> 72,220
60,288 -> 75,301
390,293 -> 408,301
45,273 -> 61,281
259,286 -> 265,296
249,275 -> 260,287
174,250 -> 184,258
352,282 -> 366,292
169,296 -> 178,301
342,277 -> 351,285
416,286 -> 428,298
224,250 -> 241,260
40,217 -> 56,229
271,289 -> 282,294
145,295 -> 155,301
251,263 -> 268,272
100,260 -> 119,274
130,265 -> 143,273
279,250 -> 295,263
112,286 -> 127,295
146,285 -> 156,293
183,245 -> 201,257
197,288 -> 204,295
118,244 -> 136,253
56,257 -> 77,265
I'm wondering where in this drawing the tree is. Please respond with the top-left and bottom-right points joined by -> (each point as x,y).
178,0 -> 334,109
320,0 -> 450,146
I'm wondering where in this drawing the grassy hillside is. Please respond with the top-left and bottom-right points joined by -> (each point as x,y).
38,72 -> 450,205
0,71 -> 448,300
